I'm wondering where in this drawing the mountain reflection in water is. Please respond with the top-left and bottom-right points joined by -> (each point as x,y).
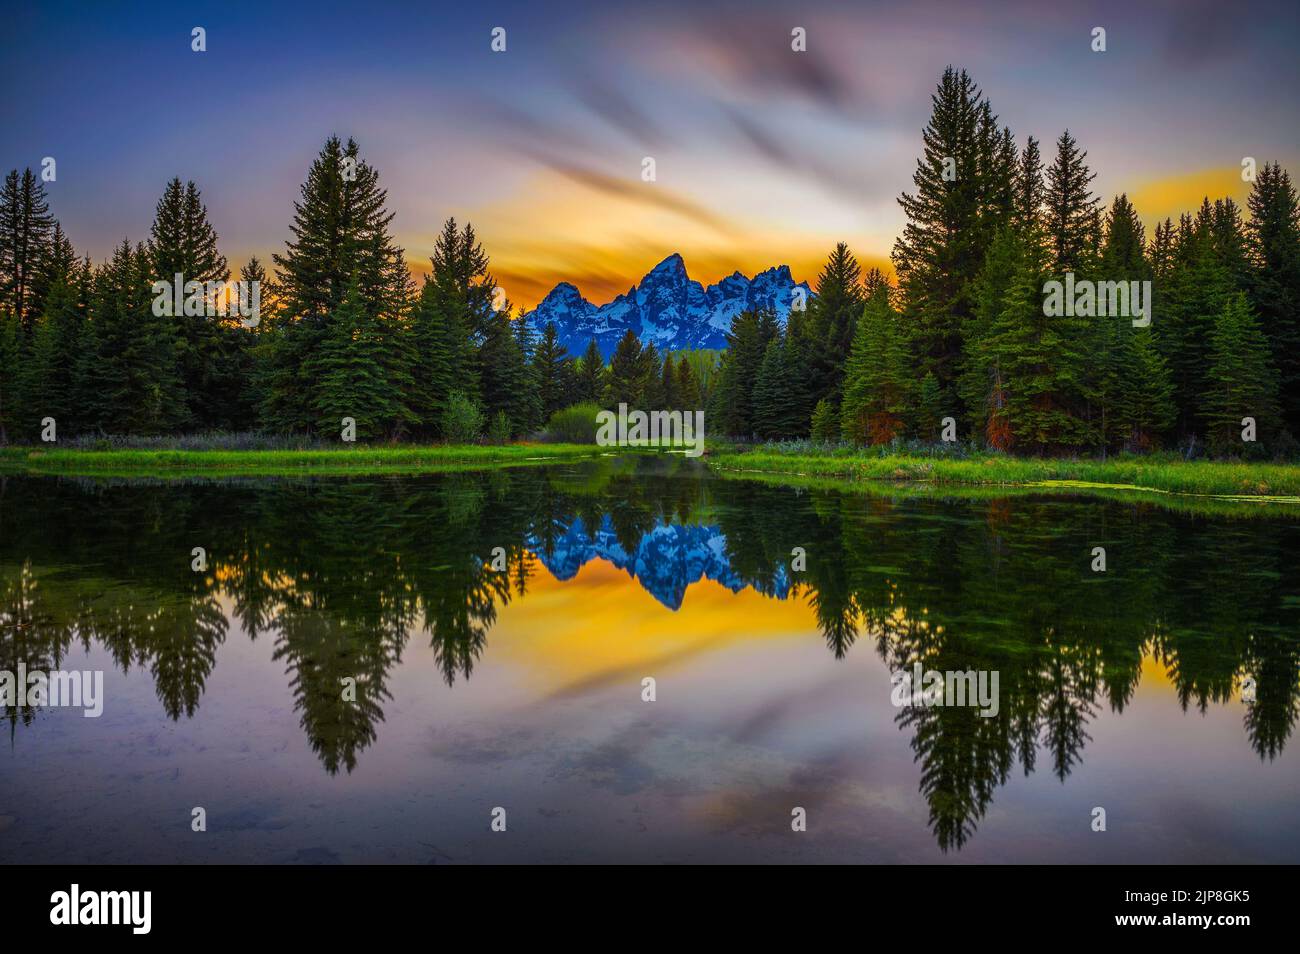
1,457 -> 1298,861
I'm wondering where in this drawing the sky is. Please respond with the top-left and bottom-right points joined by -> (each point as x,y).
2,0 -> 1298,309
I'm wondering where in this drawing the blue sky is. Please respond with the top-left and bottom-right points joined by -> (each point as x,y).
2,0 -> 1297,305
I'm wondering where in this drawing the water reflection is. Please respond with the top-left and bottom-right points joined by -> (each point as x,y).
2,459 -> 1298,851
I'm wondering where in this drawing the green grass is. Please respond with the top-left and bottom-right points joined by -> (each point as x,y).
0,442 -> 622,477
707,446 -> 1300,502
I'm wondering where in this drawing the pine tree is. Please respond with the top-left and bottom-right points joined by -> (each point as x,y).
674,354 -> 698,412
659,351 -> 679,413
604,329 -> 644,409
87,241 -> 187,434
216,257 -> 263,431
961,226 -> 1022,443
534,321 -> 569,419
477,310 -> 535,435
638,343 -> 664,409
24,274 -> 84,436
1090,194 -> 1150,454
983,225 -> 1091,452
809,398 -> 838,443
752,336 -> 795,439
29,222 -> 76,322
263,137 -> 412,431
800,242 -> 864,405
511,315 -> 543,432
407,224 -> 488,433
1043,130 -> 1101,274
711,310 -> 777,436
840,288 -> 913,445
1246,162 -> 1300,431
1014,136 -> 1045,231
1118,326 -> 1176,450
1202,293 -> 1280,455
309,277 -> 415,440
894,68 -> 1010,407
915,373 -> 943,442
148,178 -> 228,284
1160,204 -> 1243,437
0,168 -> 56,332
147,178 -> 232,428
577,338 -> 605,403
0,308 -> 22,443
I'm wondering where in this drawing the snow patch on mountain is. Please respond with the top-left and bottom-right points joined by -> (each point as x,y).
524,253 -> 813,359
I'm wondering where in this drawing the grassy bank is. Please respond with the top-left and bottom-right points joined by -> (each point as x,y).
0,442 -> 616,477
707,446 -> 1300,502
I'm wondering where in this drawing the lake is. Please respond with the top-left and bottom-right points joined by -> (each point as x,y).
1,457 -> 1298,863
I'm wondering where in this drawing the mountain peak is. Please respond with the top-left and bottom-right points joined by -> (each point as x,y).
646,252 -> 688,281
525,254 -> 814,359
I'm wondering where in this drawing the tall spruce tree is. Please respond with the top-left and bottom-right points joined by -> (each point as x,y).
840,287 -> 913,445
894,68 -> 1012,409
577,338 -> 605,403
1044,130 -> 1101,274
1159,203 -> 1244,438
309,276 -> 415,440
659,351 -> 679,413
752,335 -> 802,439
638,343 -> 665,410
148,178 -> 231,428
86,241 -> 187,434
1014,136 -> 1045,232
0,168 -> 56,332
674,354 -> 699,412
0,308 -> 19,443
800,242 -> 864,406
1090,194 -> 1151,454
263,137 -> 412,432
24,273 -> 84,436
712,309 -> 778,437
605,329 -> 644,409
511,315 -> 543,432
1246,162 -> 1300,431
477,309 -> 535,435
982,224 -> 1091,452
962,226 -> 1023,446
534,321 -> 569,419
1118,326 -> 1176,450
1202,293 -> 1280,455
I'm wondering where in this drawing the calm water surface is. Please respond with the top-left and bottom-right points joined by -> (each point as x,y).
1,458 -> 1298,863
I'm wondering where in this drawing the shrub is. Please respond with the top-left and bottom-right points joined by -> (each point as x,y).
442,391 -> 484,444
544,403 -> 603,444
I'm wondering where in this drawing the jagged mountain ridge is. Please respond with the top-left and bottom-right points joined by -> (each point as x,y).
523,253 -> 813,359
527,515 -> 793,611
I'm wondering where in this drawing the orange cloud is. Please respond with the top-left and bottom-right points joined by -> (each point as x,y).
401,168 -> 894,310
1125,166 -> 1250,228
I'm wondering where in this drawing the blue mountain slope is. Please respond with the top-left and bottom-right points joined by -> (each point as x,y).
523,253 -> 813,359
528,515 -> 793,610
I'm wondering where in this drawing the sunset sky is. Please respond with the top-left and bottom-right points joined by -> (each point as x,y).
2,0 -> 1298,308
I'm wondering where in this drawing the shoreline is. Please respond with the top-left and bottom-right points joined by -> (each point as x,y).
704,447 -> 1300,502
4,442 -> 1300,504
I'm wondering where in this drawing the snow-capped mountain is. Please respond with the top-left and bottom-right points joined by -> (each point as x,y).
523,253 -> 813,359
528,515 -> 793,610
